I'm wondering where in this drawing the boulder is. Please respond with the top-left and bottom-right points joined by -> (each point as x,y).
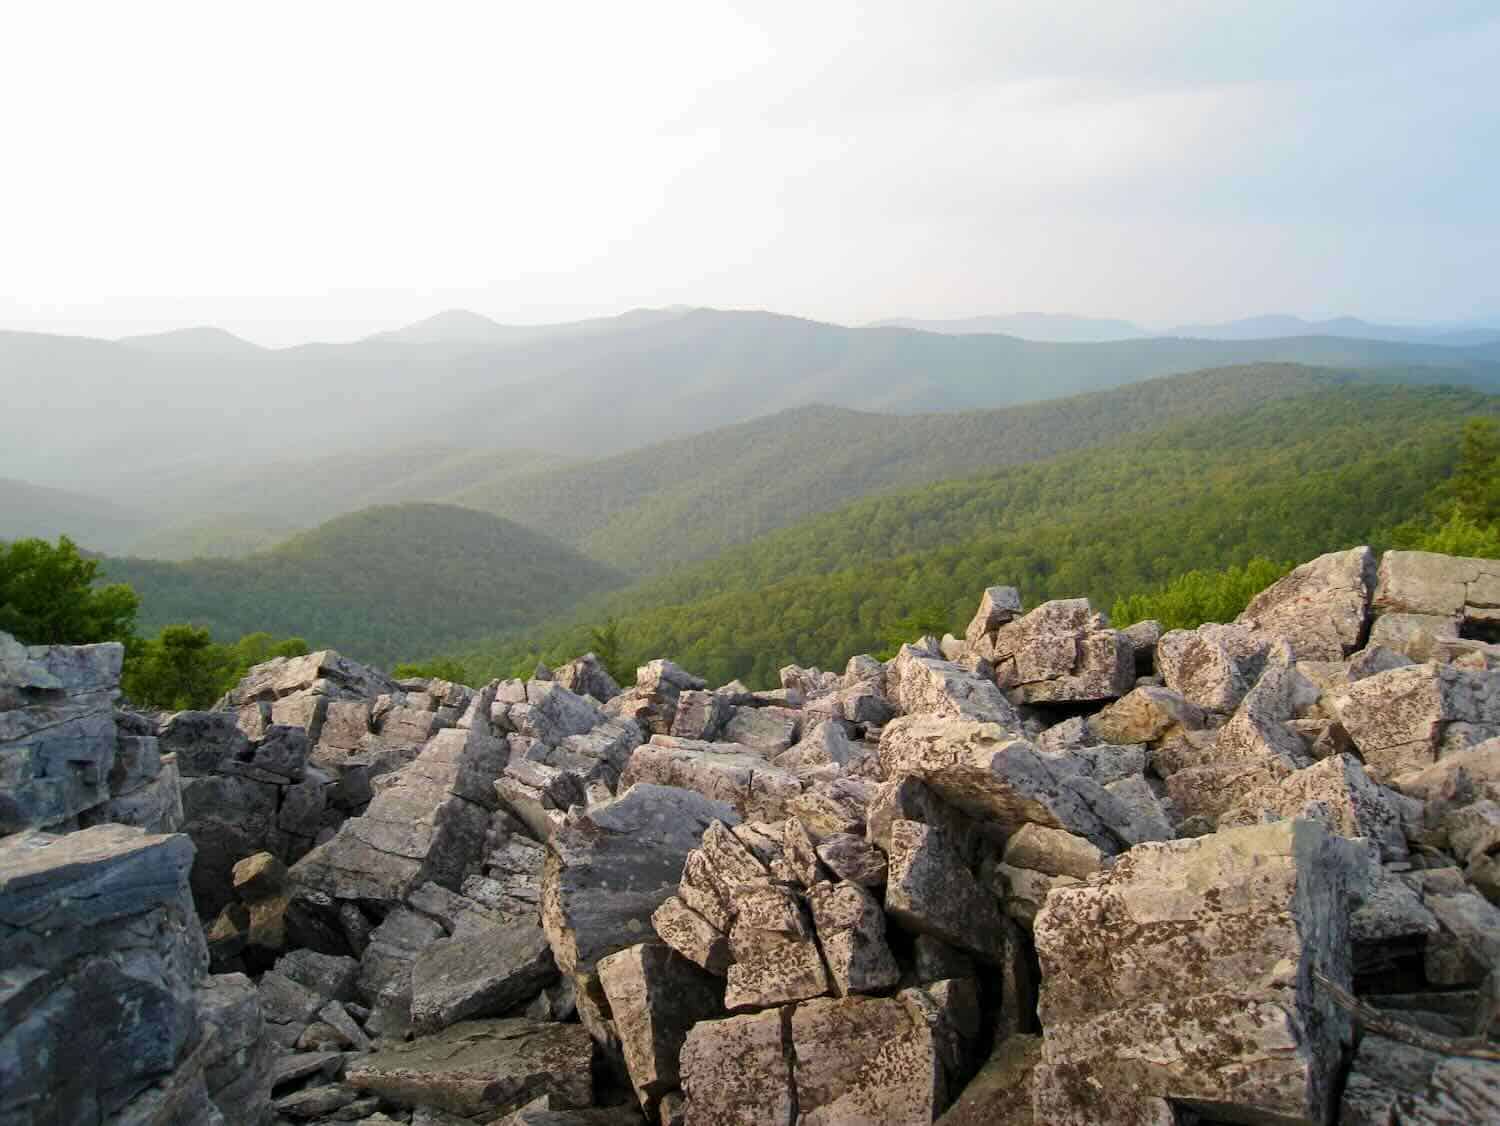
1156,622 -> 1272,712
345,1018 -> 593,1118
553,653 -> 621,704
878,715 -> 1145,852
814,831 -> 888,887
721,706 -> 801,754
1334,662 -> 1500,782
989,599 -> 1135,704
650,895 -> 731,976
596,943 -> 724,1119
807,880 -> 899,996
885,819 -> 1005,961
724,884 -> 831,1010
964,585 -> 1023,649
542,783 -> 739,974
679,1009 -> 795,1125
1236,546 -> 1377,660
1032,819 -> 1360,1125
789,994 -> 945,1124
410,917 -> 558,1034
886,646 -> 1022,727
669,690 -> 733,741
1088,685 -> 1206,746
1221,752 -> 1408,861
619,738 -> 803,821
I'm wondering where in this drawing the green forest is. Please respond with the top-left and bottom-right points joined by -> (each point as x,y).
444,384 -> 1496,686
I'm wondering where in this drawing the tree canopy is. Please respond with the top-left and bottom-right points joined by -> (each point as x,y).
0,536 -> 138,645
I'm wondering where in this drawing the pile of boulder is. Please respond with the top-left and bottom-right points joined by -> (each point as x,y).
4,547 -> 1500,1124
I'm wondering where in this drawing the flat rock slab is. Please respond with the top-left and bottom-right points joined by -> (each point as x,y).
410,918 -> 558,1034
345,1018 -> 592,1118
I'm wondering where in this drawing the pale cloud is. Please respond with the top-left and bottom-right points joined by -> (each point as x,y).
1,1 -> 1495,343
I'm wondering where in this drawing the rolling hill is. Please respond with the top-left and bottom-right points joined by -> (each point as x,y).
7,308 -> 1500,499
870,312 -> 1146,342
443,381 -> 1494,686
103,503 -> 627,666
0,478 -> 155,554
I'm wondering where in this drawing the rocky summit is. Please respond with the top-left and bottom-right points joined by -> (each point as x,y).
3,547 -> 1499,1125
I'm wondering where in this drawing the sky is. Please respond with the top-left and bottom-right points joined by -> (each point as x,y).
2,1 -> 1497,346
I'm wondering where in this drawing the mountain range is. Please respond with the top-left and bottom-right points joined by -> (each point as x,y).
5,307 -> 1500,504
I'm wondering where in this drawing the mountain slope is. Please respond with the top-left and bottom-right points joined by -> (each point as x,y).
446,382 -> 1492,685
453,363 -> 1362,572
8,308 -> 1500,492
1167,314 -> 1500,344
870,313 -> 1146,342
118,326 -> 263,354
0,477 -> 155,553
104,503 -> 626,665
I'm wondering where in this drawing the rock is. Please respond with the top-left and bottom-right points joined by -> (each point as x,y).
520,680 -> 607,747
1394,1056 -> 1500,1124
886,819 -> 1005,961
878,715 -> 1144,852
886,645 -> 1022,726
275,949 -> 361,1002
345,1018 -> 593,1118
669,690 -> 733,741
597,943 -> 724,1118
233,850 -> 287,900
814,832 -> 888,887
1334,662 -> 1500,782
789,994 -> 944,1124
724,884 -> 830,1010
1001,823 -> 1104,880
358,907 -> 445,1038
410,917 -> 558,1034
1088,685 -> 1206,745
1156,622 -> 1272,712
679,1008 -> 794,1125
721,706 -> 801,754
988,599 -> 1135,704
807,880 -> 899,996
542,783 -> 739,974
935,1033 -> 1040,1126
651,896 -> 731,976
1221,752 -> 1408,861
1032,819 -> 1360,1126
277,1083 -> 359,1117
553,653 -> 621,704
0,824 -> 213,1125
1236,546 -> 1377,660
631,660 -> 706,735
197,972 -> 274,1125
1374,549 -> 1500,627
620,738 -> 803,822
964,585 -> 1023,649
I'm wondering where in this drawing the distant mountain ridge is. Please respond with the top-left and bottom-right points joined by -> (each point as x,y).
870,312 -> 1147,342
1166,313 -> 1500,345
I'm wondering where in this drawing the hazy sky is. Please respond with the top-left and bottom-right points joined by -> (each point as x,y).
3,2 -> 1497,345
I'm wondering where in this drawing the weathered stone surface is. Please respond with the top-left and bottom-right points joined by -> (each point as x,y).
724,884 -> 830,1010
721,706 -> 801,754
1236,546 -> 1377,660
790,994 -> 943,1125
1221,752 -> 1408,860
886,819 -> 1005,961
197,971 -> 274,1125
410,917 -> 558,1034
814,831 -> 888,887
1393,1056 -> 1500,1124
989,599 -> 1135,704
1156,622 -> 1272,712
631,660 -> 706,735
178,771 -> 279,919
669,690 -> 733,741
620,738 -> 803,822
0,824 -> 215,1125
1,635 -> 123,834
345,1018 -> 593,1117
222,649 -> 397,709
964,585 -> 1023,648
679,1008 -> 794,1125
807,880 -> 899,996
887,645 -> 1022,727
1334,662 -> 1500,782
553,653 -> 622,704
1033,819 -> 1359,1126
879,715 -> 1144,852
275,948 -> 361,1002
543,783 -> 739,974
597,943 -> 724,1118
1089,684 -> 1206,746
1001,822 -> 1104,879
935,1033 -> 1039,1126
358,907 -> 445,1037
651,895 -> 731,976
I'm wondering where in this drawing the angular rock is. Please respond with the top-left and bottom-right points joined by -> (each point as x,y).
1001,823 -> 1104,880
887,645 -> 1022,727
1221,752 -> 1408,861
989,599 -> 1135,704
1236,546 -> 1377,660
724,884 -> 830,1010
1032,819 -> 1360,1126
814,832 -> 888,887
1156,622 -> 1272,712
620,738 -> 803,822
789,994 -> 943,1125
807,880 -> 899,996
542,783 -> 738,974
597,943 -> 724,1118
886,819 -> 1005,961
553,653 -> 621,705
679,1008 -> 794,1126
964,585 -> 1023,648
345,1018 -> 593,1118
651,895 -> 731,976
410,917 -> 558,1034
1088,685 -> 1206,746
721,706 -> 801,755
669,690 -> 733,741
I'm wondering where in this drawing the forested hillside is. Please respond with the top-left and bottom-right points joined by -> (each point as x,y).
104,503 -> 625,665
445,383 -> 1492,685
460,363 -> 1365,571
0,477 -> 154,554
